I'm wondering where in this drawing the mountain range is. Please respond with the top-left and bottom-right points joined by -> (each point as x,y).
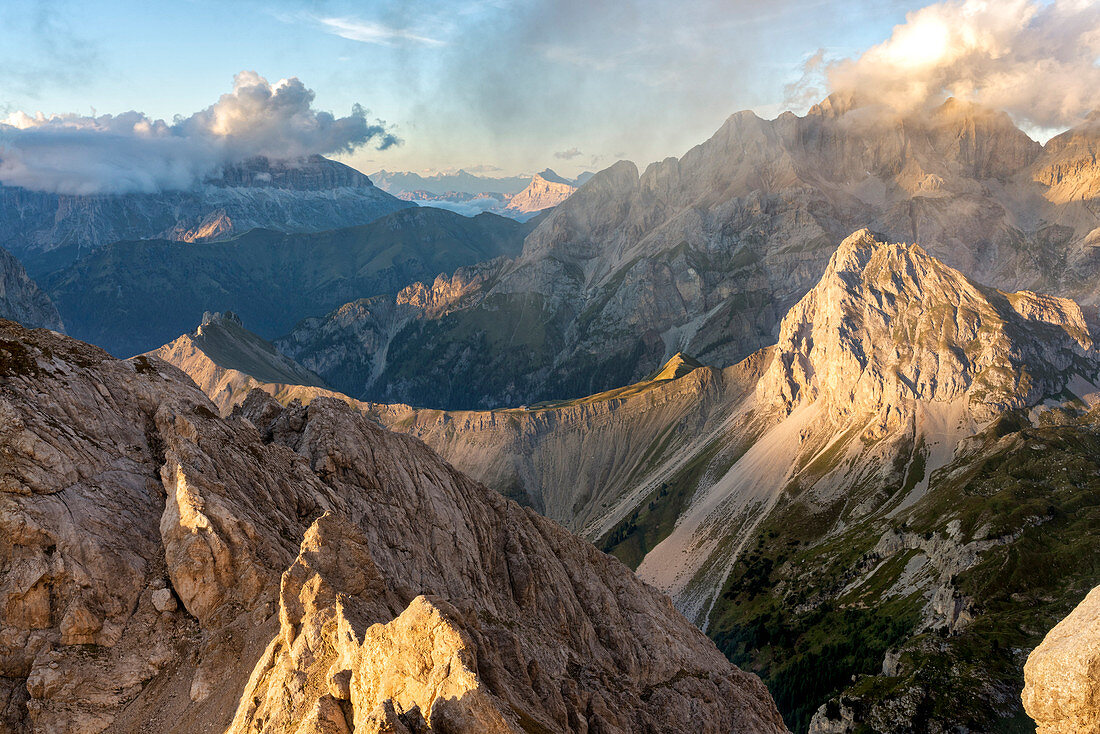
385,169 -> 582,220
371,168 -> 532,195
277,97 -> 1100,411
151,229 -> 1100,733
370,168 -> 590,196
5,93 -> 1100,734
42,207 -> 531,357
2,155 -> 414,276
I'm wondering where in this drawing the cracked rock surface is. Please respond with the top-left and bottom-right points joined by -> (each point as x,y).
0,320 -> 787,733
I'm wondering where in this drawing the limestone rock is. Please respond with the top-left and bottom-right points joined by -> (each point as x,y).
1023,585 -> 1100,734
505,169 -> 577,214
0,319 -> 787,733
758,228 -> 1097,424
151,588 -> 177,613
146,311 -> 328,415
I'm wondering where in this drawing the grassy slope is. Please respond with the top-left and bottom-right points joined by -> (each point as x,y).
703,407 -> 1100,733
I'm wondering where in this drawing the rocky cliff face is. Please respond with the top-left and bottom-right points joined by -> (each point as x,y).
0,319 -> 787,733
281,98 -> 1100,411
215,155 -> 376,190
1023,584 -> 1100,734
759,229 -> 1096,425
618,232 -> 1100,731
505,169 -> 577,214
0,155 -> 412,271
635,229 -> 1098,623
0,246 -> 63,331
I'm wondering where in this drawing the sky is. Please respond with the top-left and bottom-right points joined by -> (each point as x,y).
1,0 -> 1099,191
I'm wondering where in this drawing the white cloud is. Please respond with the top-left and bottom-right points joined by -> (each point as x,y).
0,71 -> 399,194
318,17 -> 445,47
812,0 -> 1100,128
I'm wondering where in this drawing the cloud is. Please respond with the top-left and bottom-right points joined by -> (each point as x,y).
802,0 -> 1100,128
317,16 -> 444,47
0,71 -> 399,194
554,147 -> 583,160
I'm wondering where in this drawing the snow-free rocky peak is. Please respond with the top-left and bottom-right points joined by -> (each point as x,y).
759,229 -> 1099,426
506,168 -> 577,214
147,311 -> 329,413
0,319 -> 787,733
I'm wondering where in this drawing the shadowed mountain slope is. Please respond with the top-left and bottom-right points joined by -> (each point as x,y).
0,246 -> 63,331
45,207 -> 530,357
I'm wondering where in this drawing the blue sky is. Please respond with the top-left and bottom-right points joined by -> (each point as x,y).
0,0 -> 1038,178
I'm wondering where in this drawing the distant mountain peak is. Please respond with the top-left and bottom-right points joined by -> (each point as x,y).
650,352 -> 704,382
535,168 -> 572,185
505,168 -> 578,214
149,310 -> 328,405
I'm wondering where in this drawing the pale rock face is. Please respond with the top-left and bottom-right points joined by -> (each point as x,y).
0,319 -> 787,733
759,229 -> 1097,426
505,169 -> 577,214
148,311 -> 328,414
1023,585 -> 1100,734
627,231 -> 1100,624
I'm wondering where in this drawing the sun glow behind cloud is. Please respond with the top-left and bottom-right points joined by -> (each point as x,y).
806,0 -> 1100,129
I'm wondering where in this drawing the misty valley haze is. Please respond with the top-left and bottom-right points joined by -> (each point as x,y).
2,1 -> 1100,733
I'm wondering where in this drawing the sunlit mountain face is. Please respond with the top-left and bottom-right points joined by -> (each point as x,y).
2,1 -> 1100,733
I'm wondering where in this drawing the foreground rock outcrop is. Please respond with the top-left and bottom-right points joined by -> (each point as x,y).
1024,585 -> 1100,734
0,320 -> 786,733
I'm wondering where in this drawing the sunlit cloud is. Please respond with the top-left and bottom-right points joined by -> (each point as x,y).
792,0 -> 1100,128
